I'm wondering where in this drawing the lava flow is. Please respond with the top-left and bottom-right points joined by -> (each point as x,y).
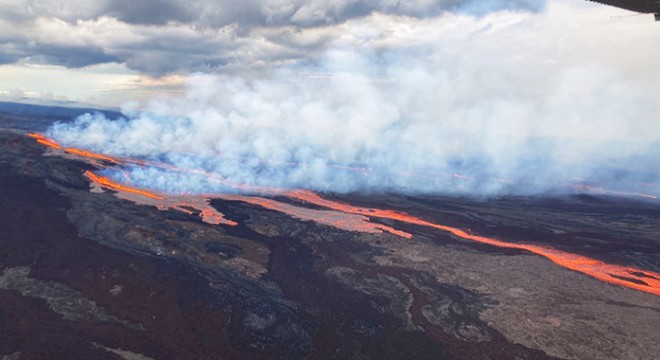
28,133 -> 660,296
285,190 -> 660,296
219,194 -> 411,238
28,133 -> 120,165
84,170 -> 237,226
28,132 -> 237,226
85,171 -> 164,200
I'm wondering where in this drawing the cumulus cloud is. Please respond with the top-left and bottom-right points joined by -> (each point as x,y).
2,0 -> 546,26
46,2 -> 660,197
0,0 -> 546,75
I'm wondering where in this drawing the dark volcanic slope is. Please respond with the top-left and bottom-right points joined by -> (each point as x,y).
1,130 -> 557,360
1,106 -> 660,360
0,134 -> 260,359
332,193 -> 660,272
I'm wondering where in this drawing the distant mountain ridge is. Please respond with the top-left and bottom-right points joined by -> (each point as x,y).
0,101 -> 122,132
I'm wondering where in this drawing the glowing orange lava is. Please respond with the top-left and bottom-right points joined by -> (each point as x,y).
219,194 -> 411,237
28,133 -> 120,164
84,171 -> 163,199
27,132 -> 62,149
285,190 -> 660,296
66,148 -> 119,164
83,170 -> 238,226
28,133 -> 660,296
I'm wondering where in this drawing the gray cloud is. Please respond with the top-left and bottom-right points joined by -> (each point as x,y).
0,46 -> 21,65
0,0 -> 546,74
28,44 -> 121,68
6,0 -> 546,26
102,0 -> 194,25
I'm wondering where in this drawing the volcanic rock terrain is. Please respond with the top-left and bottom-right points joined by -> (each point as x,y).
1,104 -> 659,360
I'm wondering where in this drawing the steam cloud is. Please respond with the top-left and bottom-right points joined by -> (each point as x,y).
47,3 -> 660,197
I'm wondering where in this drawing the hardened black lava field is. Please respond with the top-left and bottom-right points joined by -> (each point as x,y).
1,103 -> 659,360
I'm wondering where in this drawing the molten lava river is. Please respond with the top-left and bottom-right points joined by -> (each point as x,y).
27,132 -> 660,297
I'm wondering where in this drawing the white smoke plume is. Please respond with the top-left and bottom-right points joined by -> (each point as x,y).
47,2 -> 660,197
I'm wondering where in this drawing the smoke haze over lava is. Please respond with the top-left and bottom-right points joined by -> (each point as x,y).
4,2 -> 660,359
24,132 -> 660,297
43,1 -> 660,198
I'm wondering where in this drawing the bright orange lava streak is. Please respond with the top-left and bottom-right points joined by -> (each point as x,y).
28,133 -> 120,164
286,190 -> 660,296
65,148 -> 119,164
28,133 -> 62,149
219,194 -> 411,237
28,133 -> 660,296
84,170 -> 164,200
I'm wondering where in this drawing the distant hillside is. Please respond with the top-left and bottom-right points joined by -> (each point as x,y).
0,101 -> 123,132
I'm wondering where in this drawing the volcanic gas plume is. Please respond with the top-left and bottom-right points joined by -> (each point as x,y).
27,133 -> 660,297
43,5 -> 660,199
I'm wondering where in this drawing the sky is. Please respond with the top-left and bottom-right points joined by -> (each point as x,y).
0,0 -> 657,107
3,0 -> 660,196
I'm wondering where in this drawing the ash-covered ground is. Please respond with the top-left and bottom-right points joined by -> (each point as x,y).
1,103 -> 659,360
